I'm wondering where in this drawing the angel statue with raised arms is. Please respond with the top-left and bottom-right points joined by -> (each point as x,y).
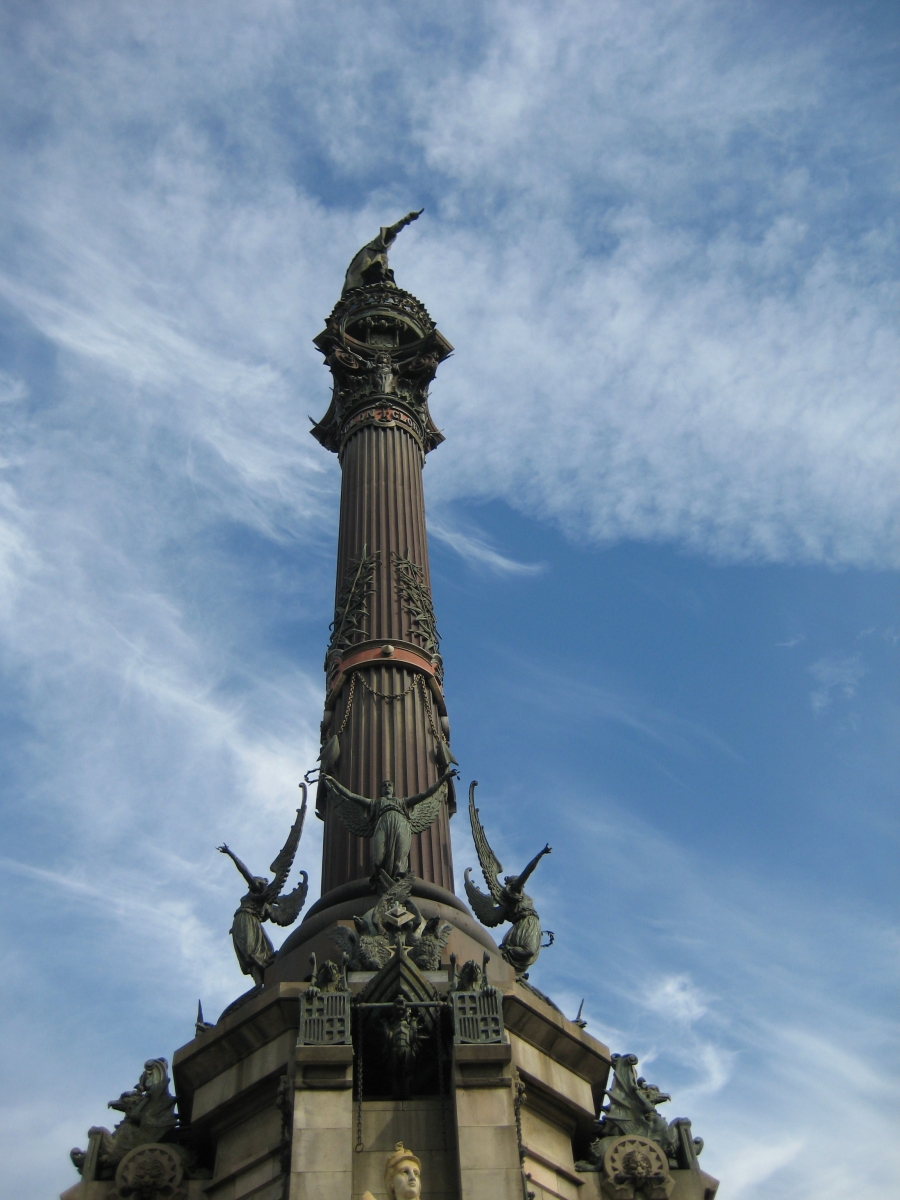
323,768 -> 456,882
218,785 -> 310,987
464,780 -> 552,976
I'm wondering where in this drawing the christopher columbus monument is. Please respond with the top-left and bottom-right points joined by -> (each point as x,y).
63,216 -> 719,1200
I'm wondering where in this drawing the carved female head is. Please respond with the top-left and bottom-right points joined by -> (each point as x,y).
384,1143 -> 421,1200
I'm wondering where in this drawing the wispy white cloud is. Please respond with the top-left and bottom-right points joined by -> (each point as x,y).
0,1 -> 895,571
809,654 -> 867,711
0,4 -> 896,1199
428,516 -> 544,575
534,792 -> 900,1200
0,369 -> 27,406
643,974 -> 710,1025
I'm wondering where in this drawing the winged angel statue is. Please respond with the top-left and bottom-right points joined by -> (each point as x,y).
464,781 -> 552,976
218,785 -> 310,986
322,768 -> 456,882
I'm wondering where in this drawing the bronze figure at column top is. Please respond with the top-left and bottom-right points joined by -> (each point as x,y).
311,213 -> 458,898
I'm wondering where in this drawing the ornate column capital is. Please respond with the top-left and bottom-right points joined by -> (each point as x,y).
310,283 -> 453,456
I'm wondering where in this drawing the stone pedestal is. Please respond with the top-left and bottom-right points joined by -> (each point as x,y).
353,1100 -> 456,1200
152,953 -> 624,1200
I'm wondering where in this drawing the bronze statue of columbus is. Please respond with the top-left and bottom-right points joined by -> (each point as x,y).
342,209 -> 423,293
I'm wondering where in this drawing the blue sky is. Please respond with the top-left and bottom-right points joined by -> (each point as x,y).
0,2 -> 897,1197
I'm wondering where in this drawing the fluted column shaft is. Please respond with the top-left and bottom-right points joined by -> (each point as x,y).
320,423 -> 453,893
311,275 -> 454,897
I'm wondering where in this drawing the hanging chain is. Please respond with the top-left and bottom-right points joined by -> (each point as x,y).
355,1004 -> 364,1152
337,672 -> 357,735
416,674 -> 442,742
356,671 -> 419,702
341,669 -> 443,752
513,1067 -> 534,1200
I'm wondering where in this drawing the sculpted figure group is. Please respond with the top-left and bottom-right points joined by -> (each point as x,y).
217,767 -> 553,986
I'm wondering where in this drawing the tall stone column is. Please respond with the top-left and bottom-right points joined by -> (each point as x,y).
311,240 -> 456,895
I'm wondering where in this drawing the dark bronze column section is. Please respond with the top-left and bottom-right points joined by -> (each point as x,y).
310,254 -> 455,895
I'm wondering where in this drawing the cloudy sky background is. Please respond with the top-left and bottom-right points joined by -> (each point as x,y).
0,2 -> 897,1197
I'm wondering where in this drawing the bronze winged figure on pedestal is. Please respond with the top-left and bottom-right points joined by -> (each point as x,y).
322,768 -> 456,883
218,785 -> 310,987
464,780 -> 552,977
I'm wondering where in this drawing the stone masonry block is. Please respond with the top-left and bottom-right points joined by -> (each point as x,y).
291,1126 -> 351,1175
454,1085 -> 515,1129
458,1167 -> 523,1200
290,1170 -> 353,1200
293,1092 -> 354,1131
456,1124 -> 520,1170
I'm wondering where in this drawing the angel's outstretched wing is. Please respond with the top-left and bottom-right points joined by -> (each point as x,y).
267,790 -> 308,899
468,781 -> 504,902
408,782 -> 447,835
268,872 -> 309,927
464,868 -> 507,927
328,924 -> 359,958
422,916 -> 452,948
324,778 -> 378,839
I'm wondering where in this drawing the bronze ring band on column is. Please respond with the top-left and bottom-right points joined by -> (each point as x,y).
325,641 -> 445,711
338,403 -> 425,459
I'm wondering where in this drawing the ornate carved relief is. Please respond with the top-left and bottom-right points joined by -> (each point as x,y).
326,549 -> 379,668
449,954 -> 505,1044
113,1143 -> 184,1200
392,552 -> 442,679
310,268 -> 452,457
599,1136 -> 673,1200
298,954 -> 352,1045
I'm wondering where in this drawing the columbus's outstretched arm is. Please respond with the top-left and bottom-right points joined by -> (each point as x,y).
382,209 -> 423,246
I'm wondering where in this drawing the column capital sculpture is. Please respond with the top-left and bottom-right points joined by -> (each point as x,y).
310,216 -> 453,457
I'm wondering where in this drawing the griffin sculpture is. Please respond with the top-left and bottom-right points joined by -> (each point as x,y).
464,780 -> 551,976
70,1058 -> 178,1179
329,916 -> 393,972
322,769 -> 456,881
409,916 -> 453,971
218,786 -> 310,986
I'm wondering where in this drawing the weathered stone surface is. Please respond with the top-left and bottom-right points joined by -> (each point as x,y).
289,1044 -> 354,1200
510,1032 -> 595,1121
505,985 -> 612,1100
